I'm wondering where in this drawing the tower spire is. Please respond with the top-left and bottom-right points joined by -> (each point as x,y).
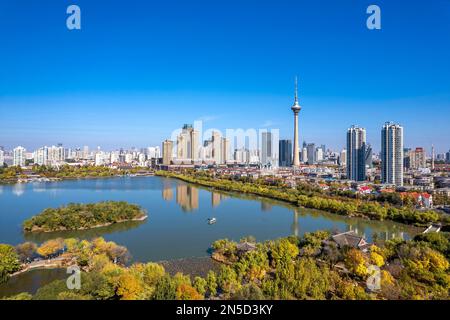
294,76 -> 298,104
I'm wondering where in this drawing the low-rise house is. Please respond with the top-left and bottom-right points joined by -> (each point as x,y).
236,242 -> 257,256
331,231 -> 372,252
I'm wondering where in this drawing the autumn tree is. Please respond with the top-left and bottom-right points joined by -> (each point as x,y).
15,242 -> 37,263
176,283 -> 203,300
116,272 -> 145,300
269,238 -> 299,268
344,248 -> 368,278
37,238 -> 65,258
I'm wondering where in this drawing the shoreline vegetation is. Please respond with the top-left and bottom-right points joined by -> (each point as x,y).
1,231 -> 449,300
155,171 -> 448,227
23,201 -> 148,233
0,165 -> 154,184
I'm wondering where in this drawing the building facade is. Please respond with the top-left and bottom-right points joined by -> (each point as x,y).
279,139 -> 292,167
176,124 -> 199,162
381,122 -> 404,186
261,132 -> 273,166
408,147 -> 426,169
346,125 -> 367,181
162,139 -> 174,165
13,146 -> 26,167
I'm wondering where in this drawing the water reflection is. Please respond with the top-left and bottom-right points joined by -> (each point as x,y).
0,176 -> 420,263
12,183 -> 25,197
0,269 -> 67,297
261,202 -> 273,212
162,181 -> 173,201
291,209 -> 299,237
176,184 -> 199,212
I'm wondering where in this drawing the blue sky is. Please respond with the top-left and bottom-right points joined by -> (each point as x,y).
0,0 -> 449,153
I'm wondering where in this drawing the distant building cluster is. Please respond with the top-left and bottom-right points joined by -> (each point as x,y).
1,144 -> 162,169
2,80 -> 449,196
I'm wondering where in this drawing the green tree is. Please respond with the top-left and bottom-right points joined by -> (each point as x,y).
0,244 -> 21,283
206,271 -> 218,297
193,276 -> 207,296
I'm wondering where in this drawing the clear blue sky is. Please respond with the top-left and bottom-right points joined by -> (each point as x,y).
0,0 -> 449,153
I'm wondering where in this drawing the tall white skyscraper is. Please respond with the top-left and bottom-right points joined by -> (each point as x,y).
35,146 -> 49,165
13,146 -> 26,167
315,147 -> 324,162
0,150 -> 4,166
347,125 -> 367,181
261,132 -> 273,166
381,122 -> 404,186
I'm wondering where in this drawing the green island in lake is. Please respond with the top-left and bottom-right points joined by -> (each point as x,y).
22,201 -> 148,233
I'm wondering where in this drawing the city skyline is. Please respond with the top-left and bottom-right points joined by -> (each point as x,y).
0,1 -> 449,152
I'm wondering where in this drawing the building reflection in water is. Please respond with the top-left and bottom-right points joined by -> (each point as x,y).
176,184 -> 199,212
291,208 -> 299,237
261,202 -> 272,212
347,222 -> 405,241
162,181 -> 173,201
212,192 -> 221,207
12,183 -> 25,197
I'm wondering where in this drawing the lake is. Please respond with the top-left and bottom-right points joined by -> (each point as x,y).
0,176 -> 419,296
0,176 -> 418,262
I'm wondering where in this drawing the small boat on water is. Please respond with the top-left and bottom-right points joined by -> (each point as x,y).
207,217 -> 217,225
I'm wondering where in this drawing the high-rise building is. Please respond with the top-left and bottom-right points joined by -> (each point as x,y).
234,148 -> 249,164
403,148 -> 412,169
35,147 -> 49,165
291,77 -> 302,166
446,150 -> 450,164
431,144 -> 435,170
221,137 -> 229,164
83,146 -> 89,159
339,149 -> 347,167
346,125 -> 367,181
261,132 -> 273,166
0,149 -> 4,167
365,144 -> 373,169
13,146 -> 26,167
176,124 -> 199,162
315,147 -> 324,162
381,122 -> 404,186
211,131 -> 222,164
162,140 -> 174,165
301,146 -> 307,164
408,147 -> 426,169
306,143 -> 315,164
154,146 -> 161,159
279,139 -> 292,167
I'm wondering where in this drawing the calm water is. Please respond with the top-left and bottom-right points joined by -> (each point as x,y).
0,176 -> 418,261
0,176 -> 419,296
